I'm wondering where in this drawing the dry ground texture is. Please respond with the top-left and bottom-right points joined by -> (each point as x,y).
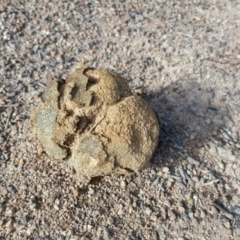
0,0 -> 240,239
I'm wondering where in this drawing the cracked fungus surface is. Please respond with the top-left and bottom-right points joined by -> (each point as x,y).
31,64 -> 160,183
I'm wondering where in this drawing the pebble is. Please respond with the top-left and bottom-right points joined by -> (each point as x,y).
212,130 -> 218,136
0,186 -> 8,196
80,236 -> 88,240
188,211 -> 194,219
5,208 -> 14,217
224,212 -> 234,220
7,184 -> 17,194
37,145 -> 44,154
209,206 -> 219,219
5,219 -> 13,227
167,209 -> 176,221
223,221 -> 231,229
190,134 -> 195,139
88,188 -> 94,195
194,210 -> 200,218
87,224 -> 93,231
144,207 -> 152,215
72,188 -> 79,197
175,181 -> 186,189
0,135 -> 5,144
68,235 -> 78,240
235,143 -> 240,149
120,180 -> 126,188
218,162 -> 224,169
103,228 -> 110,240
133,88 -> 143,95
150,214 -> 157,221
48,193 -> 56,204
200,210 -> 205,219
20,216 -> 27,224
6,225 -> 14,235
162,167 -> 169,173
187,156 -> 200,166
67,229 -> 74,235
166,180 -> 172,188
235,228 -> 240,236
205,118 -> 211,125
54,198 -> 60,210
232,206 -> 240,215
118,208 -> 123,215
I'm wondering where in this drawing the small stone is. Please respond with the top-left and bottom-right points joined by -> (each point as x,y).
223,221 -> 231,229
6,225 -> 14,235
232,206 -> 240,215
37,145 -> 44,154
87,224 -> 92,231
54,198 -> 60,210
144,207 -> 152,215
103,228 -> 110,240
118,208 -> 123,215
0,186 -> 8,196
150,214 -> 157,221
48,193 -> 56,204
20,184 -> 27,190
88,188 -> 94,195
205,118 -> 211,125
235,143 -> 240,149
209,206 -> 219,218
26,225 -> 36,236
200,210 -> 205,218
72,188 -> 79,197
212,131 -> 217,136
66,229 -> 74,237
80,237 -> 88,240
0,135 -> 5,144
5,219 -> 13,227
7,185 -> 17,194
120,180 -> 126,188
167,209 -> 176,221
175,181 -> 186,189
20,216 -> 27,224
67,236 -> 77,240
218,162 -> 224,169
194,210 -> 200,218
188,211 -> 194,219
162,167 -> 169,173
187,156 -> 200,166
193,195 -> 198,205
133,88 -> 143,95
166,180 -> 172,188
54,198 -> 60,205
5,208 -> 14,217
235,228 -> 240,236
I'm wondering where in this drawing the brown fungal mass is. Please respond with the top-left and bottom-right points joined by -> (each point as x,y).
31,63 -> 160,182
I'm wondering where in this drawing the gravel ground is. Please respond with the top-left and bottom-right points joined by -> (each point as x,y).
1,0 -> 240,239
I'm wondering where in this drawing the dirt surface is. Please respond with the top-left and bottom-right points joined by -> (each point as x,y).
1,0 -> 240,239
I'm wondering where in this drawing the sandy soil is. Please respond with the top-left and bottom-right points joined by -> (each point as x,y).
1,0 -> 240,239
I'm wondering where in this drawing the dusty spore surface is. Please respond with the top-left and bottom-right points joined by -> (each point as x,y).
31,64 -> 160,182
